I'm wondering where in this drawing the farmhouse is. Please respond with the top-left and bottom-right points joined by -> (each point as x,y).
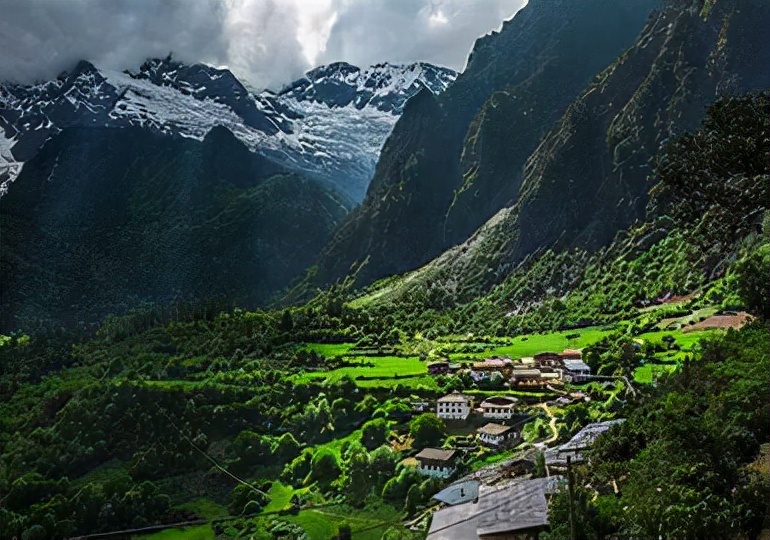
437,391 -> 472,420
477,423 -> 519,447
428,361 -> 450,375
472,358 -> 513,374
415,448 -> 458,478
479,396 -> 518,419
534,352 -> 562,368
545,419 -> 625,466
560,358 -> 591,382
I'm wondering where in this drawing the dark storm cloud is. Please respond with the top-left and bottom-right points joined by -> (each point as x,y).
0,0 -> 526,89
0,0 -> 309,89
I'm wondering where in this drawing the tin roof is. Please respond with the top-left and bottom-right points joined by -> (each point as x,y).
432,480 -> 480,506
438,391 -> 471,403
480,397 -> 518,409
426,477 -> 564,540
416,448 -> 457,462
477,423 -> 514,436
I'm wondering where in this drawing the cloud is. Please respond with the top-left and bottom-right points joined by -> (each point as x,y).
0,0 -> 526,89
317,0 -> 527,71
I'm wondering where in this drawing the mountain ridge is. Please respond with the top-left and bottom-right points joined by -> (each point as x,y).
301,0 -> 663,294
0,57 -> 456,202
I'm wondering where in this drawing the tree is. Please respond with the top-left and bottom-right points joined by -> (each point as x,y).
308,449 -> 341,489
369,445 -> 399,489
361,418 -> 389,450
733,243 -> 770,320
409,413 -> 446,448
273,432 -> 301,463
279,309 -> 294,332
228,484 -> 268,516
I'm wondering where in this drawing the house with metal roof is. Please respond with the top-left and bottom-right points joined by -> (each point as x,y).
560,359 -> 592,382
545,419 -> 625,466
426,476 -> 564,540
415,448 -> 458,478
432,479 -> 480,506
477,423 -> 519,447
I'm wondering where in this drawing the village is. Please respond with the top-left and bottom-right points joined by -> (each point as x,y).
400,348 -> 623,539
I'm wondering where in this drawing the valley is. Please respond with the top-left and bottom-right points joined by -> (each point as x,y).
1,0 -> 769,538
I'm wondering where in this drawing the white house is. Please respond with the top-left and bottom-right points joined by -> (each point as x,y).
479,396 -> 518,420
415,448 -> 457,478
477,423 -> 519,447
437,391 -> 472,420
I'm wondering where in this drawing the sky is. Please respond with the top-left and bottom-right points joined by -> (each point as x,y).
0,0 -> 527,90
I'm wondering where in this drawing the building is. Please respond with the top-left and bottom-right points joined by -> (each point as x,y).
415,448 -> 458,478
411,401 -> 430,413
560,349 -> 582,360
560,359 -> 591,382
428,361 -> 450,375
472,358 -> 513,374
477,423 -> 519,447
437,391 -> 472,420
545,419 -> 625,466
427,476 -> 564,540
479,396 -> 519,419
510,368 -> 544,385
534,352 -> 562,368
432,480 -> 480,506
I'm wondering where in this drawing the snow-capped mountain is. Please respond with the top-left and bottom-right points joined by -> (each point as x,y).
0,57 -> 456,200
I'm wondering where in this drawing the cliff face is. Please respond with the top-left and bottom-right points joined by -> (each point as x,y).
307,0 -> 661,290
337,0 -> 770,306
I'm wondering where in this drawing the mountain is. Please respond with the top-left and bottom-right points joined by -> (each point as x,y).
0,58 -> 455,331
338,0 -> 770,323
0,57 -> 456,202
0,126 -> 350,332
302,0 -> 662,292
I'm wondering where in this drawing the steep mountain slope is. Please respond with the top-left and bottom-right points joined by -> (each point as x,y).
0,58 -> 456,202
305,0 -> 660,290
0,126 -> 349,332
351,0 -> 770,321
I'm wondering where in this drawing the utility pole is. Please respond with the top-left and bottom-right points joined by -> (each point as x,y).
567,455 -> 576,540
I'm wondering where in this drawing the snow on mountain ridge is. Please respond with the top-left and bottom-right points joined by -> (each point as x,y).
0,58 -> 456,200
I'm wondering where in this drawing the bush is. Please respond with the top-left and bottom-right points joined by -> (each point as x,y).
308,449 -> 341,489
409,413 -> 446,448
361,418 -> 390,450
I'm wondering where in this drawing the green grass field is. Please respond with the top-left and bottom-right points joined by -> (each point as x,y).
636,328 -> 719,361
633,363 -> 679,384
285,504 -> 405,540
302,343 -> 357,358
292,355 -> 438,390
447,328 -> 615,361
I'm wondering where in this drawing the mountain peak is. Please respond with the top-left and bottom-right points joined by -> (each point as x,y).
279,60 -> 456,113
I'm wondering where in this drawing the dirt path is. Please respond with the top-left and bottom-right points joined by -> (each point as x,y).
536,403 -> 559,444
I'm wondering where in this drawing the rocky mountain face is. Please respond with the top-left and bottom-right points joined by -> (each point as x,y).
0,58 -> 456,202
0,126 -> 349,332
305,0 -> 661,291
351,0 -> 770,307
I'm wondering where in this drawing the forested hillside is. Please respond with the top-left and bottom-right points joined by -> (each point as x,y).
0,126 -> 349,333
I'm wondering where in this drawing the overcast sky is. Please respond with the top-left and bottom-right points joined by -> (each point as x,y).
0,0 -> 527,90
